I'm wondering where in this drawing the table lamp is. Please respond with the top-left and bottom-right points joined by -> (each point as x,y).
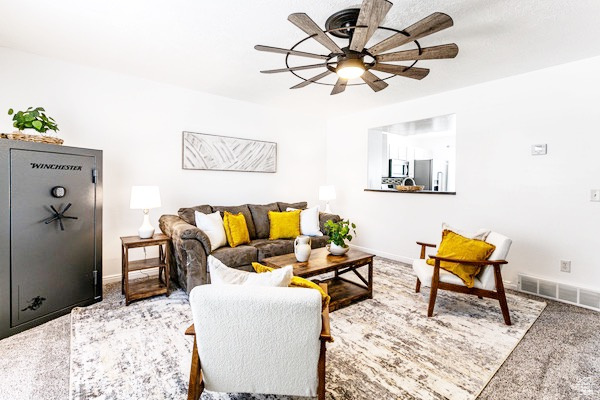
130,186 -> 161,239
319,185 -> 336,214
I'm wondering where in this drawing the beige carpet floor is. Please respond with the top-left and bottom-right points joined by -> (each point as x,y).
0,260 -> 598,400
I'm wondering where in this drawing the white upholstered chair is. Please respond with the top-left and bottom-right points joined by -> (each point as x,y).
412,231 -> 513,325
186,284 -> 331,400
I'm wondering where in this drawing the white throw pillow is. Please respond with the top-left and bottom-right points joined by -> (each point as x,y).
195,211 -> 227,251
442,222 -> 490,241
208,255 -> 293,288
244,265 -> 293,287
208,255 -> 250,285
287,206 -> 322,236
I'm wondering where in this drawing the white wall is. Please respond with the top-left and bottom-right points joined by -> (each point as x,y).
326,56 -> 600,291
0,47 -> 327,279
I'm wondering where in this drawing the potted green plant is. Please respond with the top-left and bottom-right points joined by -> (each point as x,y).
2,107 -> 62,145
324,219 -> 357,256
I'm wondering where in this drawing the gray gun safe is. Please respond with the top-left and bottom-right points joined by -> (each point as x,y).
0,140 -> 102,339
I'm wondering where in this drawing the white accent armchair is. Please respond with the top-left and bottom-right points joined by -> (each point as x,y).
186,284 -> 332,400
412,231 -> 513,325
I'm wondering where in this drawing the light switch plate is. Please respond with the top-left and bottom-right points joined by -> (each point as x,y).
531,144 -> 547,155
591,190 -> 600,202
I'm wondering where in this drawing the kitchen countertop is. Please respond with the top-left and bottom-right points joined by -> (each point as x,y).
364,189 -> 457,195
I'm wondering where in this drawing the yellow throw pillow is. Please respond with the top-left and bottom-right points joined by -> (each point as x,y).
252,262 -> 330,309
223,211 -> 250,248
268,210 -> 301,240
426,230 -> 496,288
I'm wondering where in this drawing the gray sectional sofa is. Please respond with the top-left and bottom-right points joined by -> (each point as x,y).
159,201 -> 340,293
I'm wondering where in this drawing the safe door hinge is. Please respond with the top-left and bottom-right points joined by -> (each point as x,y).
92,168 -> 98,183
93,270 -> 98,285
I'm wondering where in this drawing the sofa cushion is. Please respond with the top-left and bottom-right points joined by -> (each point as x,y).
277,201 -> 307,212
213,204 -> 257,239
251,239 -> 294,261
248,203 -> 279,239
211,245 -> 258,269
310,235 -> 329,249
178,204 -> 213,225
319,212 -> 341,234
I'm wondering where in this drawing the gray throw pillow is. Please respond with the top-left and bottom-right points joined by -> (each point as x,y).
248,203 -> 279,239
277,201 -> 307,212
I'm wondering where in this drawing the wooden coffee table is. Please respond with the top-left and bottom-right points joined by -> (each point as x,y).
263,247 -> 375,311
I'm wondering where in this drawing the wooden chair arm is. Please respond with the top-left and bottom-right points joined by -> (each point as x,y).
319,283 -> 333,343
428,255 -> 508,266
417,242 -> 437,259
185,324 -> 195,336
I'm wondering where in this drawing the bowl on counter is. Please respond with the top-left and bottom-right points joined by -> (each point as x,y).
396,185 -> 425,192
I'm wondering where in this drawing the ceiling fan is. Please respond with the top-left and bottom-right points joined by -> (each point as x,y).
255,0 -> 458,95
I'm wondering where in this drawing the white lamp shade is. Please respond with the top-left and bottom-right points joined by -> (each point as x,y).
319,185 -> 336,201
130,186 -> 161,210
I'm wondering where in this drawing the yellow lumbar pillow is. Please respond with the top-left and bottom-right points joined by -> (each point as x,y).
252,262 -> 330,309
268,210 -> 301,240
426,229 -> 496,288
223,211 -> 250,248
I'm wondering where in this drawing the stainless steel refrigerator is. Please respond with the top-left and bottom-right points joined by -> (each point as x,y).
414,159 -> 433,190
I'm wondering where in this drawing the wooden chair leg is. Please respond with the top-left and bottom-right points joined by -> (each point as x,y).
317,340 -> 326,400
493,265 -> 512,325
415,278 -> 421,293
188,336 -> 204,400
427,264 -> 440,317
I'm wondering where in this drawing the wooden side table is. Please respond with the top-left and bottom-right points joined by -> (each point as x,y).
120,233 -> 171,305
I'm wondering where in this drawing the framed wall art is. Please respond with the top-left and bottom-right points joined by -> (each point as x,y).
182,131 -> 277,173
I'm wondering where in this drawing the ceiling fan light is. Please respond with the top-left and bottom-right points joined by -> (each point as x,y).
336,58 -> 365,79
337,66 -> 365,79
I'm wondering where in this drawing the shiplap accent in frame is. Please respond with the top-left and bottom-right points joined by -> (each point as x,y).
182,131 -> 277,173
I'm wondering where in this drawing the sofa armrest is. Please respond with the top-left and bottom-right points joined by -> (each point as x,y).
159,215 -> 212,255
319,212 -> 341,234
159,215 -> 211,293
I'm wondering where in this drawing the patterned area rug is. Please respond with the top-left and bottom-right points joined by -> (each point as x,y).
70,259 -> 546,400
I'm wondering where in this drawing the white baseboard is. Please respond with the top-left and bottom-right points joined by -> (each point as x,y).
349,244 -> 414,265
103,268 -> 160,285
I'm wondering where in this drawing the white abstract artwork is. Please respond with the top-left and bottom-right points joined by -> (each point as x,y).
182,132 -> 277,172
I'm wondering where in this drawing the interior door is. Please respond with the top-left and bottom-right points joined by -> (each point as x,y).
10,149 -> 96,327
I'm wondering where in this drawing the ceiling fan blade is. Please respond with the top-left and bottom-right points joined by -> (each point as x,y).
361,71 -> 388,92
254,45 -> 329,60
330,78 -> 348,95
371,64 -> 430,79
368,12 -> 454,55
261,63 -> 329,74
290,70 -> 333,89
350,0 -> 393,52
288,13 -> 343,54
376,43 -> 459,62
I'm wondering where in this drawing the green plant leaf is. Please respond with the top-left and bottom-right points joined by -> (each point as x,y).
31,120 -> 43,131
8,108 -> 13,115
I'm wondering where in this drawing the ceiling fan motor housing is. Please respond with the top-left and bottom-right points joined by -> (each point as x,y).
325,8 -> 361,38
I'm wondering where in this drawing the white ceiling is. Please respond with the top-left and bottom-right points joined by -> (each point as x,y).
2,0 -> 600,116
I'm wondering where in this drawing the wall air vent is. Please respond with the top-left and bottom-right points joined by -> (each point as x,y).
518,274 -> 600,312
519,275 -> 538,295
538,280 -> 557,299
579,290 -> 600,309
558,285 -> 578,304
